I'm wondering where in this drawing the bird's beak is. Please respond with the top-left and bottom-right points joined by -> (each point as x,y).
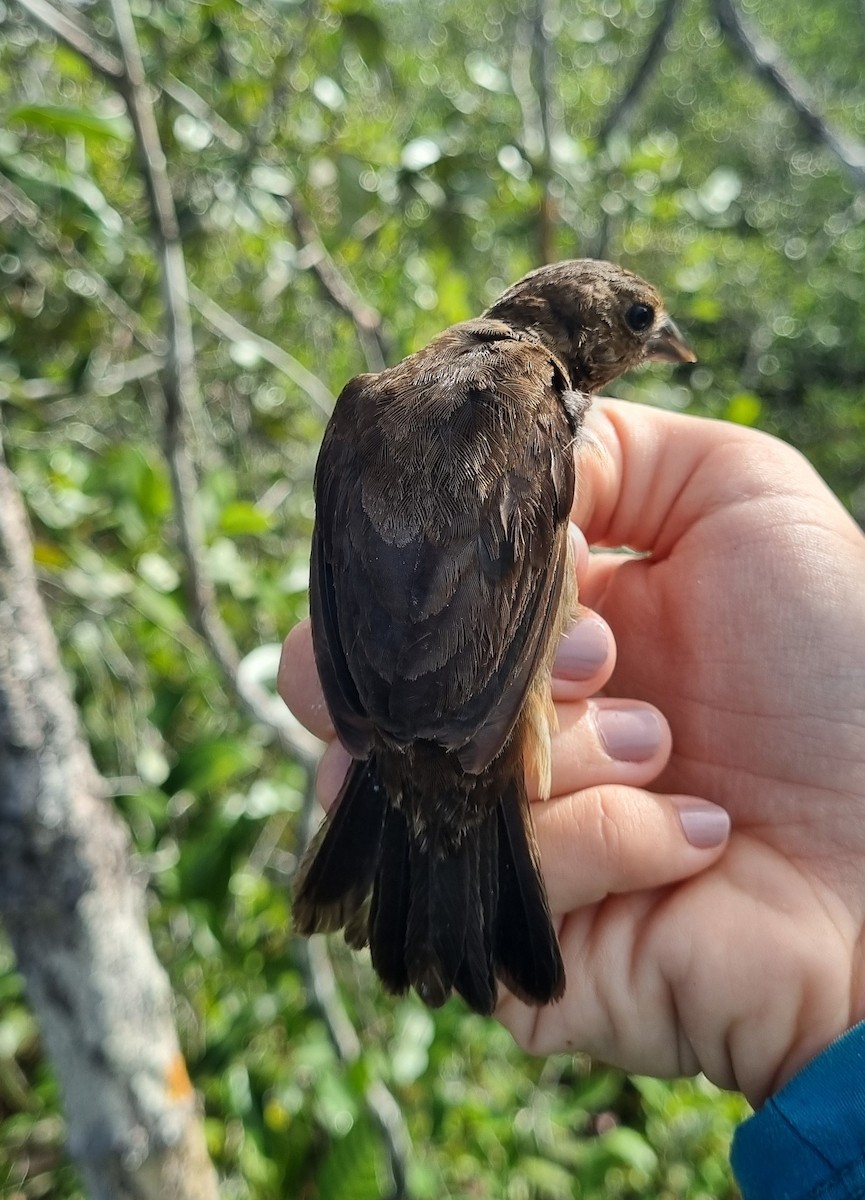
646,317 -> 697,364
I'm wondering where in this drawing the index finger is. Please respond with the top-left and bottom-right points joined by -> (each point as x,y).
278,620 -> 335,742
573,398 -> 764,556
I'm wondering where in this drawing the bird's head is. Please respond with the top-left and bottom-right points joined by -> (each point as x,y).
484,258 -> 696,391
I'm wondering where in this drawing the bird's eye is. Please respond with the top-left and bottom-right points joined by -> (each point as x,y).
625,302 -> 655,333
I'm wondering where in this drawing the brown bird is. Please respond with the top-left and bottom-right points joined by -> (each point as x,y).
294,259 -> 695,1014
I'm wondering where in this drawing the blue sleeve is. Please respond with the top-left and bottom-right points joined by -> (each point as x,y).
731,1022 -> 865,1199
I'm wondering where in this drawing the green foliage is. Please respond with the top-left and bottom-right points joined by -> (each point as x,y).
2,0 -> 863,1194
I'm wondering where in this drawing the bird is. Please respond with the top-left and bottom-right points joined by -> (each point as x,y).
293,258 -> 695,1015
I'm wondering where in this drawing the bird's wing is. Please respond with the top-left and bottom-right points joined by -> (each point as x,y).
310,332 -> 577,773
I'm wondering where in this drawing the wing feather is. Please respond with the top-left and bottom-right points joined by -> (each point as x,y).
310,323 -> 578,768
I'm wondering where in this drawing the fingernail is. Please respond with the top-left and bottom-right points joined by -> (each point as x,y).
674,799 -> 731,849
554,618 -> 610,680
595,707 -> 661,762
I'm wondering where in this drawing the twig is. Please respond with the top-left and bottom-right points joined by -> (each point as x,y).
14,0 -> 322,767
596,0 -> 681,143
532,0 -> 556,264
106,0 -> 198,410
4,354 -> 165,403
12,9 -> 411,1190
296,939 -> 410,1200
511,0 -> 558,264
103,0 -> 279,737
162,75 -> 245,151
511,15 -> 545,163
288,195 -> 388,372
14,0 -> 123,82
0,172 -> 163,354
714,0 -> 865,188
294,773 -> 410,1200
189,284 -> 334,417
17,1 -> 243,155
15,0 -> 386,377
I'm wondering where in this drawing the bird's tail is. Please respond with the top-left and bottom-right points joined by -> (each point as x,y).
292,756 -> 565,1013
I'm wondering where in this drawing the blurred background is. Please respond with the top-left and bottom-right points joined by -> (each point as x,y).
1,0 -> 863,1195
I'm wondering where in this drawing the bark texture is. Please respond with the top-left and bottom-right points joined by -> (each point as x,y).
0,456 -> 218,1200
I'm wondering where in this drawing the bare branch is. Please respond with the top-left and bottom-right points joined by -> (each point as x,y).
99,0 -> 299,759
298,939 -> 410,1200
16,0 -> 322,768
596,0 -> 681,144
0,172 -> 163,355
511,0 -> 559,264
0,452 -> 218,1200
189,284 -> 334,417
288,195 -> 389,372
533,0 -> 557,264
714,0 -> 865,188
294,771 -> 410,1200
12,14 -> 409,1194
532,0 -> 555,162
16,1 -> 243,155
511,16 -> 545,162
15,0 -> 386,377
101,1 -> 323,766
3,354 -> 165,403
106,0 -> 199,412
14,0 -> 123,82
162,75 -> 245,151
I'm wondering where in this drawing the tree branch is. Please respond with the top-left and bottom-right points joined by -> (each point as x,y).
714,0 -> 865,188
91,23 -> 409,1190
511,15 -> 545,163
3,354 -> 165,403
15,0 -> 322,766
189,284 -> 334,418
294,776 -> 410,1200
14,0 -> 123,82
511,0 -> 558,264
162,75 -> 245,152
0,172 -> 163,356
596,0 -> 681,144
298,940 -> 410,1200
11,9 -> 410,1192
15,0 -> 387,376
288,195 -> 389,372
0,450 -> 218,1200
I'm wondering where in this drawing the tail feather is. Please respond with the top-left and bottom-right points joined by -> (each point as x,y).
293,757 -> 387,935
494,778 -> 565,1005
369,807 -> 412,994
405,834 -> 470,1007
453,812 -> 498,1015
293,754 -> 565,1012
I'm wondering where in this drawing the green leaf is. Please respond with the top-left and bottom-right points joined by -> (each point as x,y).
10,104 -> 132,143
315,1120 -> 384,1200
0,149 -> 124,233
218,501 -> 272,536
598,1126 -> 658,1174
519,1156 -> 575,1199
167,739 -> 261,796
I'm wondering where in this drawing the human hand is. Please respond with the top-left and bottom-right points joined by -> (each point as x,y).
495,398 -> 865,1106
281,529 -> 729,899
279,417 -> 733,1045
280,397 -> 865,1107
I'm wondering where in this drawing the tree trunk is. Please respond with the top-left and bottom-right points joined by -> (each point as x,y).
0,452 -> 218,1200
